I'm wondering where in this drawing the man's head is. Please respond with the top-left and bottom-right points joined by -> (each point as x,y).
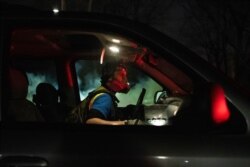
101,62 -> 130,93
33,83 -> 58,106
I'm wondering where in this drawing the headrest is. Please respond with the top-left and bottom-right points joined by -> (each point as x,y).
33,83 -> 58,105
8,68 -> 28,99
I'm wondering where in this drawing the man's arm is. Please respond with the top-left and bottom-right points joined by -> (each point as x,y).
86,118 -> 126,125
86,93 -> 123,125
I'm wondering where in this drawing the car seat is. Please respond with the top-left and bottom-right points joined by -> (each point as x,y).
7,67 -> 44,122
33,82 -> 62,122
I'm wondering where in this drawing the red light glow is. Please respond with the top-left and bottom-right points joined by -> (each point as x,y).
211,84 -> 230,124
66,63 -> 73,87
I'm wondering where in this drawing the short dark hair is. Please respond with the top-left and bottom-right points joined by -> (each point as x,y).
100,61 -> 127,85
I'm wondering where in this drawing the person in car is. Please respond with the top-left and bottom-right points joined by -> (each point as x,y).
68,61 -> 137,125
33,83 -> 62,122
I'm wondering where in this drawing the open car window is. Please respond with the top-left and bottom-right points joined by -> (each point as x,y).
5,28 -> 193,124
75,60 -> 163,107
3,26 -> 247,133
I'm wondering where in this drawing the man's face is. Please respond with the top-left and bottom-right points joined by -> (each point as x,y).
113,67 -> 128,85
107,66 -> 130,93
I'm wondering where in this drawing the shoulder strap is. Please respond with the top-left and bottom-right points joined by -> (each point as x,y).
88,92 -> 105,110
88,87 -> 119,104
86,87 -> 119,120
67,87 -> 119,123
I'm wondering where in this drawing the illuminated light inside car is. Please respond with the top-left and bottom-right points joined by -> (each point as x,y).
211,84 -> 230,124
135,54 -> 144,66
100,48 -> 105,64
53,8 -> 59,14
156,156 -> 168,160
148,118 -> 167,126
112,39 -> 120,43
109,46 -> 119,53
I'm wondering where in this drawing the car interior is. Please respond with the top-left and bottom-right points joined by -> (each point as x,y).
7,67 -> 44,122
3,27 -> 247,133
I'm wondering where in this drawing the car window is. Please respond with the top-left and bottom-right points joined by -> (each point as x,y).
12,60 -> 58,102
7,59 -> 61,122
75,60 -> 162,107
4,27 -> 200,126
3,26 -> 247,133
73,36 -> 193,126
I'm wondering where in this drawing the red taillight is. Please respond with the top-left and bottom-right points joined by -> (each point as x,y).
211,84 -> 230,124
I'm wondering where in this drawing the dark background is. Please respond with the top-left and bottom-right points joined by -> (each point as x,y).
2,0 -> 250,90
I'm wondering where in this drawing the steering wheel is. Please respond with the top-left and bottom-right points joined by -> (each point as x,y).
134,88 -> 146,125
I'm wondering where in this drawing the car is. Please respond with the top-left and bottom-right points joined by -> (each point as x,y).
1,3 -> 250,167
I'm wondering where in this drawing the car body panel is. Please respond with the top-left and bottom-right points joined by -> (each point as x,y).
1,125 -> 250,167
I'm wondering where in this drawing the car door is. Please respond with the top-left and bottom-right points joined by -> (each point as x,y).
1,10 -> 250,167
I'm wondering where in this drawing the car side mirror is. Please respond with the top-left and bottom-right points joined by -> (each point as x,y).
154,90 -> 168,104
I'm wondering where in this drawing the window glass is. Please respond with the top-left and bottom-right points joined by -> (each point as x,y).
75,60 -> 162,107
7,27 -> 194,126
12,60 -> 58,102
3,25 -> 246,133
7,59 -> 61,122
76,60 -> 102,100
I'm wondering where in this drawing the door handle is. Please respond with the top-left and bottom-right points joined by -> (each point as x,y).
0,155 -> 48,167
